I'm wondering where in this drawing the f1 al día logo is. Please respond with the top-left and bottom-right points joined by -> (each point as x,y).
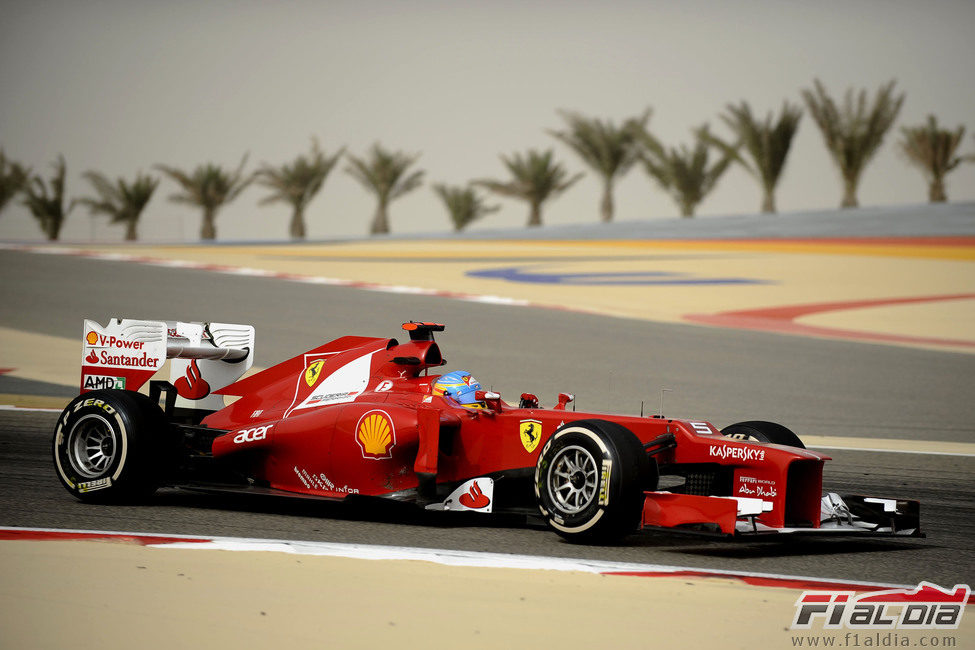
791,582 -> 970,630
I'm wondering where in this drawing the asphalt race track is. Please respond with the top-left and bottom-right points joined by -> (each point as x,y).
1,248 -> 974,588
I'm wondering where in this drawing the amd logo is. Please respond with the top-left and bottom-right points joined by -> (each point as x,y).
83,375 -> 126,390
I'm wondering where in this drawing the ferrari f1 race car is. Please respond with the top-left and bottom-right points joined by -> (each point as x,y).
53,319 -> 922,542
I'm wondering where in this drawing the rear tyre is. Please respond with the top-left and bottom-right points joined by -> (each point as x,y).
535,419 -> 657,543
720,420 -> 805,449
53,390 -> 170,503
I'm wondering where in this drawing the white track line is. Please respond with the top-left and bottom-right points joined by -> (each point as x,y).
3,244 -> 543,310
810,444 -> 975,458
0,405 -> 64,413
0,526 -> 910,590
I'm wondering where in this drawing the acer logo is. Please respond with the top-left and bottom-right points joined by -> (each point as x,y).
233,425 -> 272,444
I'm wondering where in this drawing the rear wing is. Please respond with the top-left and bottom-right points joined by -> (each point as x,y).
81,318 -> 255,411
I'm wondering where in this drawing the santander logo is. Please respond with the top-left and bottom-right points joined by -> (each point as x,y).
174,359 -> 211,399
458,481 -> 490,509
85,350 -> 99,364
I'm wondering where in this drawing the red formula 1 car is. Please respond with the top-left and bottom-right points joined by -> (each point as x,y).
53,319 -> 921,542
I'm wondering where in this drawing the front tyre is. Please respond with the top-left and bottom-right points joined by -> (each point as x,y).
53,390 -> 169,503
535,419 -> 656,543
721,420 -> 805,449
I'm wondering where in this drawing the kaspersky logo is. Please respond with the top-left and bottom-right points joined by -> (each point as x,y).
791,582 -> 969,630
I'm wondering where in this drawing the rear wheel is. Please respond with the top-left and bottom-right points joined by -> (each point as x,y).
53,390 -> 171,503
721,420 -> 805,449
535,419 -> 657,543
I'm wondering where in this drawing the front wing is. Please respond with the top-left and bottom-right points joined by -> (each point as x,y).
641,491 -> 922,538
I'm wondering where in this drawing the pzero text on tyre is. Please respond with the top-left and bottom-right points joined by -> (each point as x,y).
534,419 -> 656,543
53,389 -> 169,503
720,420 -> 805,449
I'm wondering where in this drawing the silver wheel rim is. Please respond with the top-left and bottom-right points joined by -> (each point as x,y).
68,414 -> 116,478
547,444 -> 598,514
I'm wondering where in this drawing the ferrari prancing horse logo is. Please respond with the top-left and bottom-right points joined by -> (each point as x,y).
519,419 -> 542,453
304,359 -> 325,387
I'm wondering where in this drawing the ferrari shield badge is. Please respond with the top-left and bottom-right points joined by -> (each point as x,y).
519,419 -> 542,453
304,359 -> 325,387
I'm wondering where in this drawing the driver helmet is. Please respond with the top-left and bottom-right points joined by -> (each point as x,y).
432,370 -> 483,408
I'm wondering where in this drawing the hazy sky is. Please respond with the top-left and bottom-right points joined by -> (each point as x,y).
2,0 -> 974,242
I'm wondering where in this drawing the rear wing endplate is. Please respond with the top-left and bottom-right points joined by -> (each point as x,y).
80,318 -> 255,411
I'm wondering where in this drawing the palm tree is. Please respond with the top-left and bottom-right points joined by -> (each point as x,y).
0,150 -> 30,215
345,144 -> 424,235
899,116 -> 966,203
548,108 -> 651,222
475,150 -> 583,227
22,155 -> 74,240
708,101 -> 803,213
638,125 -> 736,218
156,155 -> 253,240
432,184 -> 500,231
801,79 -> 905,208
78,171 -> 158,241
256,139 -> 345,239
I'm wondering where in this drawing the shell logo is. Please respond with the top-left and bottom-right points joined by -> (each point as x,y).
85,331 -> 99,345
355,410 -> 395,460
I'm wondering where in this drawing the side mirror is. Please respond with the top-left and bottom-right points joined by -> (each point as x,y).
475,390 -> 503,412
554,393 -> 575,411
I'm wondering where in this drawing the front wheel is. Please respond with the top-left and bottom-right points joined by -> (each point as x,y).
535,419 -> 657,543
721,420 -> 805,449
53,390 -> 170,503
